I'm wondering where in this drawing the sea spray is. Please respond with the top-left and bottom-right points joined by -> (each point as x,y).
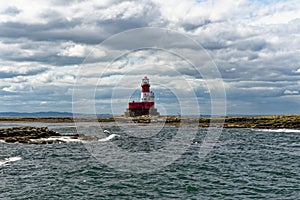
0,156 -> 22,166
98,134 -> 120,142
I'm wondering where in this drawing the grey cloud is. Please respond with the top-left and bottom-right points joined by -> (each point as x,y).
226,87 -> 283,100
1,85 -> 73,103
227,97 -> 299,115
0,1 -> 160,45
0,19 -> 81,38
233,39 -> 267,51
201,40 -> 229,50
1,50 -> 84,66
0,39 -> 86,65
39,9 -> 64,21
0,87 -> 18,95
12,55 -> 84,66
50,0 -> 87,6
0,67 -> 48,79
229,81 -> 298,89
0,0 -> 299,114
182,20 -> 212,32
2,6 -> 21,16
0,18 -> 107,48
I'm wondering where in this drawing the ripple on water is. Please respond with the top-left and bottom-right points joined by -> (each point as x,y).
0,127 -> 299,199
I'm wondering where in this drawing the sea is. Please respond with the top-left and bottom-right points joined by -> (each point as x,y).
0,122 -> 299,199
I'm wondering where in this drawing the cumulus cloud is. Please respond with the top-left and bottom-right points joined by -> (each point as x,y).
58,43 -> 106,58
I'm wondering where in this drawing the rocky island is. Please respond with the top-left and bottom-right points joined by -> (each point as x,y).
0,126 -> 96,144
0,115 -> 299,144
0,115 -> 299,128
0,114 -> 299,128
120,115 -> 300,128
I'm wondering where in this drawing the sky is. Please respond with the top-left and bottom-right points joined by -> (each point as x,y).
0,0 -> 299,115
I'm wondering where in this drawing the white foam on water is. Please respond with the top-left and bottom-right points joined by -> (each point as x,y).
29,136 -> 83,143
1,133 -> 120,144
29,134 -> 120,143
98,134 -> 120,142
255,129 -> 300,133
47,136 -> 82,142
0,156 -> 22,166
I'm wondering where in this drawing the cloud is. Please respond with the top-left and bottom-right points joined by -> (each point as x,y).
2,6 -> 21,16
0,66 -> 48,78
294,68 -> 300,73
99,1 -> 156,21
0,0 -> 299,114
283,89 -> 299,95
253,1 -> 300,25
58,43 -> 106,58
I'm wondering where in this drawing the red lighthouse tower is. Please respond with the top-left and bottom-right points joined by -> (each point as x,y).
124,76 -> 159,117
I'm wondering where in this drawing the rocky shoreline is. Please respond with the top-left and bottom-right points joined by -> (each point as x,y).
123,115 -> 300,128
0,115 -> 299,129
0,115 -> 299,144
0,126 -> 97,144
222,115 -> 300,129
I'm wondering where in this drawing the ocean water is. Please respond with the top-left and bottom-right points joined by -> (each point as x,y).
0,123 -> 299,199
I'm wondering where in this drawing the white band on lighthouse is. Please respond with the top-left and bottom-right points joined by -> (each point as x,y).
140,76 -> 154,102
141,92 -> 154,102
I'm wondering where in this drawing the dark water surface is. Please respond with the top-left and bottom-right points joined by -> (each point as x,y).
1,123 -> 299,199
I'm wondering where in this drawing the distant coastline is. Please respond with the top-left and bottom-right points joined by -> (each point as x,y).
0,114 -> 299,129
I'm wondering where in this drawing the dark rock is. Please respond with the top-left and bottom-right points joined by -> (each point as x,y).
4,137 -> 18,143
0,126 -> 62,144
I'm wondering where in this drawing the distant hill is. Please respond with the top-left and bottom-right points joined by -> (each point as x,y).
0,111 -> 271,118
0,112 -> 113,118
0,112 -> 74,117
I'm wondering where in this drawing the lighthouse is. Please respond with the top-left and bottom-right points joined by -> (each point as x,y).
124,76 -> 159,117
140,76 -> 154,103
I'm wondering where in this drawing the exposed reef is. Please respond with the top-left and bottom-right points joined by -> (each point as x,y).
222,115 -> 300,129
0,115 -> 299,129
113,115 -> 300,128
0,126 -> 96,144
0,115 -> 299,144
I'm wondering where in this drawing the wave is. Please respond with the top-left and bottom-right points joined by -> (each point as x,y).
29,136 -> 83,143
0,156 -> 22,166
28,134 -> 120,143
255,129 -> 300,133
98,134 -> 120,142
